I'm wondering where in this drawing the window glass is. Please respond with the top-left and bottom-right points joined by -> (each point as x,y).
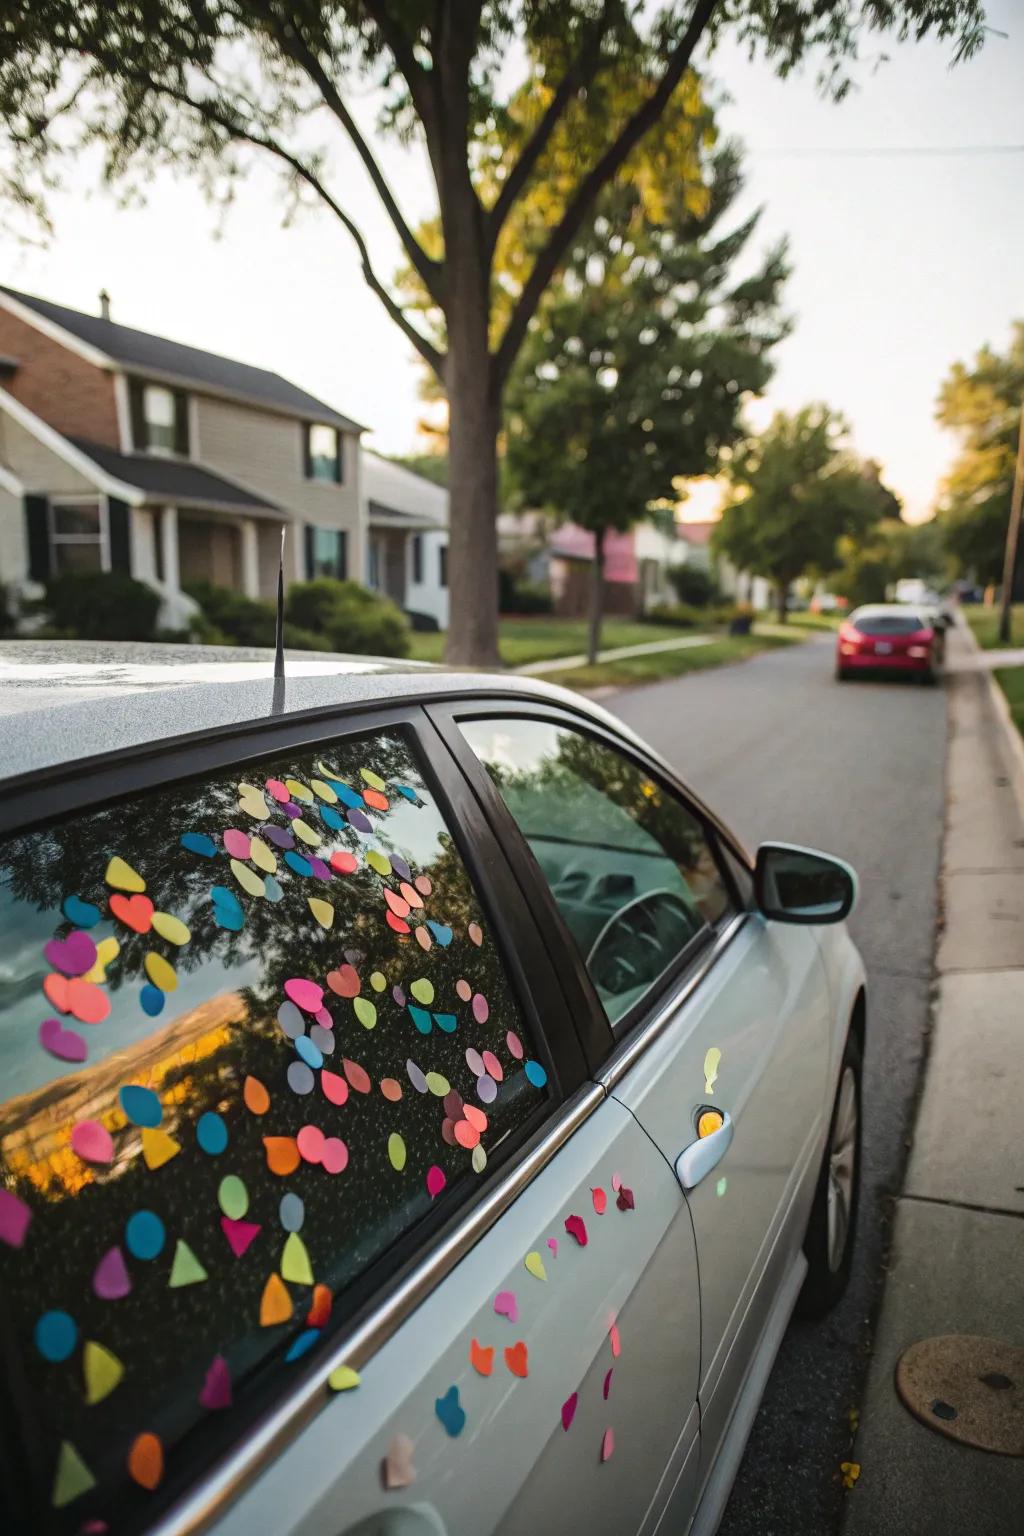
50,501 -> 104,575
0,728 -> 547,1532
308,424 -> 340,483
53,505 -> 101,538
461,718 -> 731,1026
143,385 -> 176,452
851,612 -> 923,635
439,545 -> 448,588
309,527 -> 347,579
411,534 -> 423,585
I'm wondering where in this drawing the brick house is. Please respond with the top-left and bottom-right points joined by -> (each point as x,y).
0,286 -> 380,628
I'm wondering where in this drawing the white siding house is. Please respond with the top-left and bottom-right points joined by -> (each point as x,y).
361,453 -> 449,630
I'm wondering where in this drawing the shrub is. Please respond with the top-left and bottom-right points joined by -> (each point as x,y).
41,571 -> 160,641
500,577 -> 553,615
286,579 -> 410,657
184,582 -> 329,651
642,602 -> 707,629
669,564 -> 720,608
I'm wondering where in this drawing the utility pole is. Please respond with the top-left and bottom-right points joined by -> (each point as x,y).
998,400 -> 1024,645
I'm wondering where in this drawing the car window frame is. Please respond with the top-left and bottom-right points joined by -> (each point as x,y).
0,696 -> 594,1536
425,697 -> 754,1070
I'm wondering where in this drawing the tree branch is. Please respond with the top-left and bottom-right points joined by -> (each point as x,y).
486,0 -> 615,252
493,0 -> 719,387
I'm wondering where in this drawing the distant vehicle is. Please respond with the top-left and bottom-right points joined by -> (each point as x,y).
810,593 -> 847,615
836,604 -> 942,684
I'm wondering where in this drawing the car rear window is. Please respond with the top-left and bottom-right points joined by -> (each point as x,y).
851,613 -> 924,635
0,726 -> 549,1534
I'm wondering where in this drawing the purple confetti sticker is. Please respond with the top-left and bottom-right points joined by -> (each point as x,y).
391,856 -> 412,884
93,1246 -> 131,1300
43,929 -> 97,978
282,803 -> 302,821
309,857 -> 332,881
392,985 -> 407,1008
347,808 -> 372,834
39,1017 -> 88,1062
263,825 -> 295,849
406,1059 -> 428,1094
476,1073 -> 497,1104
0,1190 -> 32,1249
465,1048 -> 485,1077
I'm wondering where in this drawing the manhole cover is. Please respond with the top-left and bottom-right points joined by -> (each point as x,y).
895,1336 -> 1024,1455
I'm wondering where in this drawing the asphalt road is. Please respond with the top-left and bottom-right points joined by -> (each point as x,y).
608,632 -> 948,1536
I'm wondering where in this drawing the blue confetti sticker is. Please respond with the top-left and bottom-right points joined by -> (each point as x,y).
196,1112 -> 228,1156
408,1005 -> 433,1036
181,832 -> 217,858
284,851 -> 313,879
34,1310 -> 77,1362
524,1060 -> 548,1089
319,806 -> 344,830
433,1012 -> 458,1034
396,785 -> 419,803
140,984 -> 165,1017
62,895 -> 100,928
119,1084 -> 162,1127
210,886 -> 244,930
284,1329 -> 320,1363
294,1035 -> 324,1070
426,922 -> 453,947
125,1210 -> 166,1261
264,875 -> 285,903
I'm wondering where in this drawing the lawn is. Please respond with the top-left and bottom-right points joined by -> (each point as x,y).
407,616 -> 705,667
539,632 -> 798,692
964,604 -> 1024,650
785,611 -> 844,633
994,666 -> 1024,741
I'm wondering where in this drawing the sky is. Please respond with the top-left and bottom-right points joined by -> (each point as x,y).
2,3 -> 1021,523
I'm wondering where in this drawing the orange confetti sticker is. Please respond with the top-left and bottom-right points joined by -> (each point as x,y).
469,1338 -> 494,1376
380,1078 -> 403,1102
259,1272 -> 293,1327
306,1283 -> 333,1329
463,1104 -> 488,1133
43,974 -> 110,1024
243,1076 -> 270,1115
343,1058 -> 371,1095
504,1341 -> 529,1378
263,1137 -> 300,1176
400,881 -> 424,910
127,1432 -> 163,1490
363,789 -> 389,811
454,1120 -> 480,1149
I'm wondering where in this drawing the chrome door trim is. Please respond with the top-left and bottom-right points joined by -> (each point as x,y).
146,1080 -> 606,1536
599,912 -> 750,1093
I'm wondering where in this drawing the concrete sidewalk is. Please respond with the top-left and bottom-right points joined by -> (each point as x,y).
843,624 -> 1024,1534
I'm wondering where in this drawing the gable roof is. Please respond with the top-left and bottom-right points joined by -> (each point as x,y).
0,286 -> 363,433
69,438 -> 279,515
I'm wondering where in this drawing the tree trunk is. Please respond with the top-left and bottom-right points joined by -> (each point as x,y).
445,338 -> 501,666
776,580 -> 788,623
587,525 -> 606,665
998,400 -> 1024,645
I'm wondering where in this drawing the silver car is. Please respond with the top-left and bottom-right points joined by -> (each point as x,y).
0,646 -> 865,1536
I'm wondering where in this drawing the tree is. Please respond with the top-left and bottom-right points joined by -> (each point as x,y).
829,516 -> 945,608
504,141 -> 788,661
0,3 -> 987,664
713,405 -> 895,619
935,322 -> 1024,598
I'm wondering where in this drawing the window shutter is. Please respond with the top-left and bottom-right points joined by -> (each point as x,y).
302,425 -> 313,480
24,495 -> 51,583
173,392 -> 189,455
128,379 -> 147,451
335,432 -> 344,484
337,530 -> 348,579
303,524 -> 314,580
107,499 -> 131,572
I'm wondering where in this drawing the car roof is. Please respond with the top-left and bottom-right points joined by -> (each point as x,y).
850,604 -> 928,619
0,641 -> 609,786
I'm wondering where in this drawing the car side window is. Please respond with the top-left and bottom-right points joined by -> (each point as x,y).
0,725 -> 549,1534
460,717 -> 732,1028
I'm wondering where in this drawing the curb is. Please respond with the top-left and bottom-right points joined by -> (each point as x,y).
957,615 -> 1024,821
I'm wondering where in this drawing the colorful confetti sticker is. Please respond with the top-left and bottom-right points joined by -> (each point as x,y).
284,850 -> 313,878
140,984 -> 164,1018
250,838 -> 277,874
105,857 -> 145,893
426,1165 -> 446,1199
433,1011 -> 457,1034
285,977 -> 324,1013
388,1133 -> 407,1171
210,886 -> 244,930
468,921 -> 483,946
83,935 -> 119,984
278,1000 -> 306,1040
414,926 -> 432,952
603,1368 -> 614,1400
44,929 -> 97,978
231,859 -> 266,899
382,1432 -> 416,1490
330,850 -> 359,874
200,1355 -> 232,1411
493,1289 -> 518,1322
434,1385 -> 466,1438
327,964 -> 361,1000
343,1058 -> 372,1094
52,1441 -> 95,1508
286,778 -> 314,803
288,1062 -> 314,1097
266,778 -> 290,803
369,970 -> 387,992
93,1246 -> 131,1300
380,1078 -> 402,1102
384,887 -> 411,920
415,875 -> 432,897
406,1059 -> 428,1094
321,1069 -> 349,1106
218,1176 -> 249,1220
265,874 -> 285,902
471,1144 -> 487,1173
197,1112 -> 228,1156
525,1060 -> 548,1089
286,1331 -> 319,1361
472,993 -> 489,1024
524,1251 -> 547,1282
127,1432 -> 164,1490
281,1232 -> 314,1285
565,1214 -> 588,1247
144,951 -> 177,993
39,1017 -> 87,1062
562,1393 -> 578,1431
222,828 -> 251,859
294,1036 -> 324,1070
293,818 -> 322,848
353,997 -> 377,1029
482,1050 -> 503,1081
109,892 -> 153,932
35,1310 -> 77,1362
221,1217 -> 261,1258
395,785 -> 419,803
704,1046 -> 722,1096
454,1124 -> 479,1152
470,1338 -> 494,1376
236,784 -> 271,820
410,977 -> 434,1006
119,1084 -> 161,1127
400,881 -> 424,911
83,1340 -> 123,1404
366,849 -> 391,877
152,911 -> 191,946
463,1104 -> 488,1133
328,1364 -> 360,1392
169,1239 -> 207,1287
141,1127 -> 181,1170
427,921 -> 453,946
307,1283 -> 332,1328
592,1187 -> 608,1215
609,1323 -> 622,1358
44,974 -> 110,1024
409,1005 -> 432,1035
308,897 -> 334,929
601,1428 -> 615,1463
280,1193 -> 304,1233
264,1138 -> 301,1177
507,1031 -> 524,1061
125,1210 -> 165,1261
321,1137 -> 349,1174
505,1341 -> 529,1378
616,1185 -> 636,1211
296,1124 -> 326,1165
0,1189 -> 31,1250
425,1072 -> 451,1098
244,1075 -> 270,1115
359,767 -> 387,792
63,894 -> 100,928
260,1272 -> 293,1327
71,1120 -> 114,1165
181,832 -> 216,858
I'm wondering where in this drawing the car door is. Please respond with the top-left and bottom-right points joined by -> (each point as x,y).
0,702 -> 700,1536
439,702 -> 832,1500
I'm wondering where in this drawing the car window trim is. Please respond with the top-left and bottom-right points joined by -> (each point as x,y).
425,699 -> 750,1070
0,698 -> 591,1534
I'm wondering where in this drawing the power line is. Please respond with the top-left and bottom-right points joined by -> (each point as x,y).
758,144 -> 1024,158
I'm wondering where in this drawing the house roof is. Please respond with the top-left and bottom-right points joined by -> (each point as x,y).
68,438 -> 280,515
0,286 -> 364,433
677,519 -> 717,548
366,499 -> 444,531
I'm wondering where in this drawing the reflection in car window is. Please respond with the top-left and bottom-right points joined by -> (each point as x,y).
460,718 -> 731,1027
0,728 -> 548,1534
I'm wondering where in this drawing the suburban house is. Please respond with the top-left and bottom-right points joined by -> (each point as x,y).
546,518 -> 688,617
0,286 -> 451,631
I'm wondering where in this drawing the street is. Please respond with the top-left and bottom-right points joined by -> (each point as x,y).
609,632 -> 948,1536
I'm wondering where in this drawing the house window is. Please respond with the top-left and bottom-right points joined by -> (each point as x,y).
368,538 -> 381,590
305,423 -> 342,483
49,499 -> 106,574
305,526 -> 347,580
129,379 -> 188,454
411,534 -> 423,584
438,543 -> 448,588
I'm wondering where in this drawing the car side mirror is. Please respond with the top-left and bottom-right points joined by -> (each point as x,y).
755,842 -> 857,925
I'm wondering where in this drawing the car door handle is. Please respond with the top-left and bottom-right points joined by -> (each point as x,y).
675,1112 -> 733,1191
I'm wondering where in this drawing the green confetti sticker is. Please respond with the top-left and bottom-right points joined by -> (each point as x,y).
366,849 -> 392,877
328,1364 -> 361,1392
410,977 -> 434,1006
425,1072 -> 450,1097
353,997 -> 377,1030
388,1133 -> 407,1171
370,971 -> 387,992
218,1175 -> 248,1220
716,1176 -> 728,1198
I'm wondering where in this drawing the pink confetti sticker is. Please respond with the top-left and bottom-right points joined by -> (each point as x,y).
71,1120 -> 114,1165
0,1189 -> 31,1249
482,1050 -> 503,1082
603,1368 -> 613,1400
471,993 -> 489,1025
200,1354 -> 232,1410
546,1237 -> 559,1257
609,1323 -> 621,1358
415,926 -> 432,952
561,1392 -> 578,1431
468,921 -> 483,946
296,1125 -> 326,1165
601,1427 -> 615,1462
611,1172 -> 622,1192
426,1165 -> 446,1199
284,977 -> 324,1013
565,1214 -> 588,1247
221,1217 -> 261,1257
39,1016 -> 87,1062
454,1121 -> 480,1149
222,828 -> 251,859
415,875 -> 432,897
314,1006 -> 333,1029
43,929 -> 97,978
493,1290 -> 519,1322
592,1187 -> 608,1215
506,1030 -> 524,1061
465,1048 -> 485,1077
266,778 -> 290,803
616,1185 -> 636,1211
456,979 -> 472,1003
321,1069 -> 349,1106
331,850 -> 358,875
93,1246 -> 131,1300
321,1137 -> 349,1174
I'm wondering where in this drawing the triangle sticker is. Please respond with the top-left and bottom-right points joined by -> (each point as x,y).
281,1232 -> 314,1286
259,1272 -> 293,1327
83,1340 -> 124,1404
142,1126 -> 181,1170
52,1441 -> 95,1508
169,1238 -> 207,1288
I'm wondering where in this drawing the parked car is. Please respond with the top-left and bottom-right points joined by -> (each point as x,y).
836,604 -> 942,683
0,642 -> 866,1536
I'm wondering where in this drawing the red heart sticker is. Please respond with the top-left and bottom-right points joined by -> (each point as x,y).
504,1341 -> 529,1378
110,893 -> 154,933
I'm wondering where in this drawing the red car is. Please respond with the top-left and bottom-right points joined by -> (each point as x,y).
836,604 -> 941,683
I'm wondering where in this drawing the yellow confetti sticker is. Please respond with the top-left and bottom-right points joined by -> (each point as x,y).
310,778 -> 338,803
471,1144 -> 487,1174
704,1047 -> 721,1095
52,1441 -> 96,1508
840,1462 -> 861,1489
285,778 -> 314,803
250,838 -> 277,873
141,1127 -> 181,1171
105,856 -> 145,892
366,849 -> 392,877
309,898 -> 334,929
328,1364 -> 361,1392
524,1251 -> 547,1282
151,912 -> 190,947
83,1340 -> 124,1405
370,971 -> 387,992
84,935 -> 119,984
353,997 -> 377,1029
281,1232 -> 314,1286
231,858 -> 266,898
292,818 -> 322,847
360,768 -> 387,792
410,978 -> 434,1006
425,1072 -> 450,1097
237,784 -> 271,820
388,1133 -> 407,1171
144,952 -> 178,993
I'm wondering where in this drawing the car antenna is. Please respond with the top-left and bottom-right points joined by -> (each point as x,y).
274,525 -> 286,681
